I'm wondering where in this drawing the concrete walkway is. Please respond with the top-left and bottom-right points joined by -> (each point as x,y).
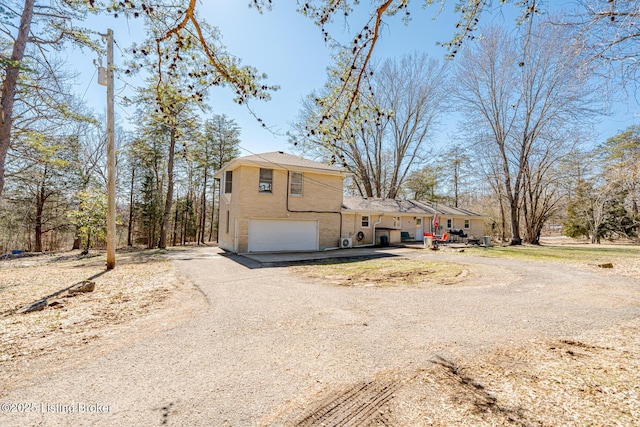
240,245 -> 407,264
2,245 -> 638,426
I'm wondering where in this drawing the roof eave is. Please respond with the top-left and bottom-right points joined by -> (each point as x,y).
216,158 -> 350,177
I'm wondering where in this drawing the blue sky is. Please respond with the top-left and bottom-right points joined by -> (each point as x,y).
73,1 -> 639,156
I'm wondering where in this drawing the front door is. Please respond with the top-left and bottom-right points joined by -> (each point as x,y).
415,217 -> 423,238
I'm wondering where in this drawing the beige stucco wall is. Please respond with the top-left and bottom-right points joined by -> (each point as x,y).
219,165 -> 344,252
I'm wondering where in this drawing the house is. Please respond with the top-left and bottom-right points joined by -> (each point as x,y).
215,152 -> 486,253
341,197 -> 485,246
214,151 -> 349,253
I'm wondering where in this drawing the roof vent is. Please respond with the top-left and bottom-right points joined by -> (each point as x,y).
278,151 -> 284,154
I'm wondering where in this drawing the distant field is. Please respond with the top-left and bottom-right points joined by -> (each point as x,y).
461,243 -> 640,276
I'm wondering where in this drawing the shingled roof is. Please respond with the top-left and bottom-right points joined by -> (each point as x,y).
222,151 -> 346,174
342,196 -> 483,217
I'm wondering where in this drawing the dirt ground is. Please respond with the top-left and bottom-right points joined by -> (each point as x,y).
0,248 -> 207,393
1,245 -> 639,426
271,318 -> 640,426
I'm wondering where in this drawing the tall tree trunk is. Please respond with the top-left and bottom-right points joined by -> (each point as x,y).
199,170 -> 208,244
0,0 -> 35,199
34,168 -> 47,252
127,164 -> 135,246
149,213 -> 156,249
453,161 -> 460,208
172,196 -> 179,246
181,200 -> 187,245
209,179 -> 216,242
34,194 -> 44,252
508,201 -> 522,245
498,194 -> 507,243
158,127 -> 176,249
195,197 -> 202,245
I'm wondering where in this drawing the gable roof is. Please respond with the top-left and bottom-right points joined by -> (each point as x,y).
342,196 -> 483,217
342,197 -> 430,214
215,151 -> 348,178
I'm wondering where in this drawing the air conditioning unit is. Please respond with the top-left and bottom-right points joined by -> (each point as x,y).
339,237 -> 352,248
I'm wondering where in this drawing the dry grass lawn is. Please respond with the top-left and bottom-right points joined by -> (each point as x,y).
462,241 -> 640,278
0,249 -> 204,394
388,319 -> 640,426
289,257 -> 469,287
268,319 -> 640,426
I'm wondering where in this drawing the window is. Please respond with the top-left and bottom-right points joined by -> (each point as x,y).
464,219 -> 470,229
393,216 -> 401,228
361,215 -> 370,228
224,171 -> 233,194
290,172 -> 303,196
226,211 -> 230,234
259,168 -> 273,193
447,218 -> 452,229
416,218 -> 422,227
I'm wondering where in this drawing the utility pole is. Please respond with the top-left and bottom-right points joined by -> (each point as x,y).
105,28 -> 116,269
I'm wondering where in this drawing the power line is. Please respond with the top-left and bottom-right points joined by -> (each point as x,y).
232,146 -> 347,193
80,67 -> 97,103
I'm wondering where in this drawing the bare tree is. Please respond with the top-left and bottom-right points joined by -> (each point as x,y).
567,0 -> 640,86
455,21 -> 600,245
293,52 -> 449,198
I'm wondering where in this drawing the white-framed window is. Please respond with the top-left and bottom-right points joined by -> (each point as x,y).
224,170 -> 233,194
447,218 -> 452,229
361,215 -> 370,228
290,172 -> 303,196
464,219 -> 470,229
416,218 -> 422,227
393,216 -> 401,228
259,168 -> 273,193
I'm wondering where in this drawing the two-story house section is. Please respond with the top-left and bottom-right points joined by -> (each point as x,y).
214,151 -> 350,253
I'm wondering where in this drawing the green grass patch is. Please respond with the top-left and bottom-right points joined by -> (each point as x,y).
460,244 -> 640,265
290,257 -> 466,287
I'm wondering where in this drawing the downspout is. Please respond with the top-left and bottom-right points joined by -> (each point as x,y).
355,214 -> 383,247
285,171 -> 343,247
372,214 -> 383,246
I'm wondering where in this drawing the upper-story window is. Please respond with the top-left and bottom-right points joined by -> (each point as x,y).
361,215 -> 370,228
224,170 -> 233,194
290,172 -> 303,196
464,219 -> 470,229
259,168 -> 273,193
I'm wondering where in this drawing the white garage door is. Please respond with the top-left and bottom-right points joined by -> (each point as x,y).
248,219 -> 319,252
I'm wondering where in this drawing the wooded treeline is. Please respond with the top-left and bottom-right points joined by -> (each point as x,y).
1,1 -> 639,253
0,108 -> 240,253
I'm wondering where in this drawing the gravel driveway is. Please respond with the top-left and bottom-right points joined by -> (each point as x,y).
2,246 -> 639,426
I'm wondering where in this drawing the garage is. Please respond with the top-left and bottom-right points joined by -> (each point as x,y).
248,219 -> 319,252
